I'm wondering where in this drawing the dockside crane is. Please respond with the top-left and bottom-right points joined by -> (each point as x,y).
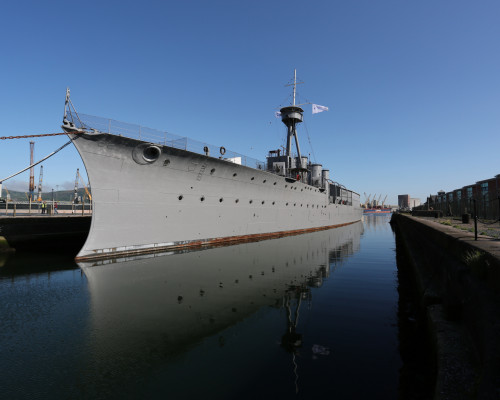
28,141 -> 35,201
3,187 -> 11,201
73,169 -> 79,203
37,165 -> 43,201
382,195 -> 388,207
363,192 -> 369,207
77,169 -> 92,201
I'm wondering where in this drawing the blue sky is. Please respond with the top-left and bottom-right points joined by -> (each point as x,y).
1,0 -> 499,205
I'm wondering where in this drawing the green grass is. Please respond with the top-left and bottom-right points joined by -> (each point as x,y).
463,250 -> 488,279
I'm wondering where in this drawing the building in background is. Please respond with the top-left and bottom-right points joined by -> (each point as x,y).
398,194 -> 410,209
410,198 -> 421,208
416,174 -> 500,220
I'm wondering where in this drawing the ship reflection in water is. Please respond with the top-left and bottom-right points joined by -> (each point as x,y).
79,223 -> 364,398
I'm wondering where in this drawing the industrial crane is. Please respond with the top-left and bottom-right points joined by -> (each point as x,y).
363,192 -> 369,207
73,169 -> 79,203
29,141 -> 35,201
3,187 -> 11,202
37,165 -> 43,201
75,169 -> 92,202
382,195 -> 388,207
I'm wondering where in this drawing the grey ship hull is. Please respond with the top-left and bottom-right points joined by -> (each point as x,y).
69,132 -> 362,261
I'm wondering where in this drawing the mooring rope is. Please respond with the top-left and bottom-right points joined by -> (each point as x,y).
0,140 -> 73,183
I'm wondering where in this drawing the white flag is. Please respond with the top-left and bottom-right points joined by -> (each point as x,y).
312,104 -> 329,114
275,111 -> 281,118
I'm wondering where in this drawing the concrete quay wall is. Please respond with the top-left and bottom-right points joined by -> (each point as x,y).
391,213 -> 500,400
0,215 -> 91,254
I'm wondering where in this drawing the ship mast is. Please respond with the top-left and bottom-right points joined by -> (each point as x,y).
293,69 -> 297,106
281,69 -> 304,167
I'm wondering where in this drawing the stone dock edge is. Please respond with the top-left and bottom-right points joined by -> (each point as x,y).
391,213 -> 500,400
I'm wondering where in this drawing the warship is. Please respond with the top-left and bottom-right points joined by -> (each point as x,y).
62,71 -> 362,261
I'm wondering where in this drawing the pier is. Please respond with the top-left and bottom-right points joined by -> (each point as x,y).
391,213 -> 500,399
0,214 -> 90,253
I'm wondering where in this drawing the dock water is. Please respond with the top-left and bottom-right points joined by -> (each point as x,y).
0,215 -> 420,399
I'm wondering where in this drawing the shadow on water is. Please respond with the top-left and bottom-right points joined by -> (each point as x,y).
393,222 -> 436,399
0,251 -> 79,277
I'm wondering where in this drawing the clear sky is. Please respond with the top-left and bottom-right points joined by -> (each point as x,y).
1,0 -> 499,205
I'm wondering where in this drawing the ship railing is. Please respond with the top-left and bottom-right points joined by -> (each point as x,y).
70,112 -> 266,171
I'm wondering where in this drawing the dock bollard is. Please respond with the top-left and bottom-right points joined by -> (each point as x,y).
473,199 -> 478,241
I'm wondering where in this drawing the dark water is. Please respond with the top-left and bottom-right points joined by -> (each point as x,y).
0,215 -> 413,399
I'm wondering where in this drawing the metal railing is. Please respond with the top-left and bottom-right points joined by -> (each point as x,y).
1,200 -> 92,216
70,112 -> 266,170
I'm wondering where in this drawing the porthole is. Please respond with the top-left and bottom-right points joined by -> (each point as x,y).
272,201 -> 275,205
251,177 -> 255,180
235,199 -> 239,203
249,200 -> 253,204
219,198 -> 223,202
210,168 -> 216,175
163,159 -> 170,166
263,180 -> 266,183
200,196 -> 205,202
261,201 -> 265,205
233,173 -> 237,177
178,195 -> 183,200
273,182 -> 277,185
285,185 -> 288,188
143,145 -> 161,162
286,202 -> 289,206
294,203 -> 296,206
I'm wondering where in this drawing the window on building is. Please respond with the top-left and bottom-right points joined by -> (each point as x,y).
481,182 -> 489,207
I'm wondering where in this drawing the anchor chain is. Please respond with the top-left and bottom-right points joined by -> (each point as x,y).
0,132 -> 81,140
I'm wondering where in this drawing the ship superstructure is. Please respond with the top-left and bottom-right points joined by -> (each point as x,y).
62,71 -> 362,261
